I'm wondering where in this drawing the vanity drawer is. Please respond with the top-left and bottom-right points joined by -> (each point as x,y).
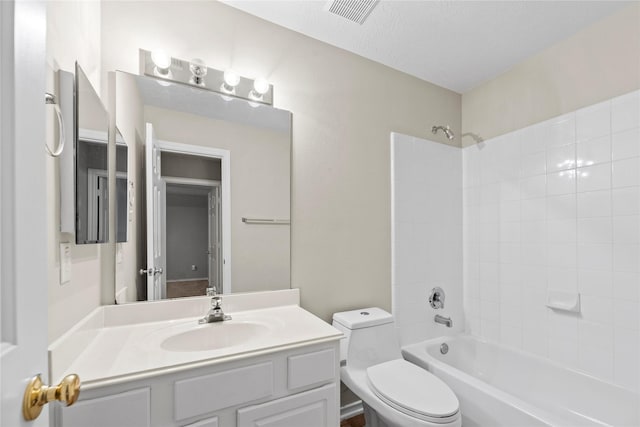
237,383 -> 337,427
174,361 -> 273,421
57,387 -> 150,427
287,348 -> 336,390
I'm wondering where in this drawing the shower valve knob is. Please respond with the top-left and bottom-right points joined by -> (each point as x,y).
429,287 -> 445,309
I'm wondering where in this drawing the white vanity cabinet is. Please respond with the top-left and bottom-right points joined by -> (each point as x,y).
54,341 -> 339,427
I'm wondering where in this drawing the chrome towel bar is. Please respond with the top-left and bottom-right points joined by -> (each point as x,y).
242,217 -> 290,225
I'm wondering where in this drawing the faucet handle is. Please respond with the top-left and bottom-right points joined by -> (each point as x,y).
429,287 -> 445,310
211,295 -> 222,309
206,287 -> 216,297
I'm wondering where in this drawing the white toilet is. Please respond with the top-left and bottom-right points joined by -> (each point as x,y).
332,307 -> 461,427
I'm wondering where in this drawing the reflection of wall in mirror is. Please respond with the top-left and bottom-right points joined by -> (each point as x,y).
145,105 -> 290,294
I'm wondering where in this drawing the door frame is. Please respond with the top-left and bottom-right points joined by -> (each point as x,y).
154,139 -> 231,293
163,177 -> 222,292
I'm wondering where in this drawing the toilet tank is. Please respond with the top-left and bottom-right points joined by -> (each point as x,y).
332,308 -> 402,370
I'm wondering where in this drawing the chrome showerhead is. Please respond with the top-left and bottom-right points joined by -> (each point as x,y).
432,125 -> 454,140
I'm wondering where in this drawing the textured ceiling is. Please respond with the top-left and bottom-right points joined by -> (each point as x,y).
221,0 -> 629,93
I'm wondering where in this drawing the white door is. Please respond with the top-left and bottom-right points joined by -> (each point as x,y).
1,1 -> 50,426
145,123 -> 166,300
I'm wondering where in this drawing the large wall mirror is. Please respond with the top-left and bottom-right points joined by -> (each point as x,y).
114,71 -> 291,303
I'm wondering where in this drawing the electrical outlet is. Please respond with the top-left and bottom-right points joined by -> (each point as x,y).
191,265 -> 197,271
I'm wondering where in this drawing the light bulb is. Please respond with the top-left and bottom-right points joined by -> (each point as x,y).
221,69 -> 240,94
253,77 -> 269,95
224,69 -> 240,87
151,50 -> 171,74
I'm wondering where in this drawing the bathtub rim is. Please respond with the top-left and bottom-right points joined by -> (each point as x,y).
405,333 -> 637,393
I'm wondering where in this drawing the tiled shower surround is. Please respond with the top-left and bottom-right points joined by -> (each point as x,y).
463,90 -> 640,391
392,91 -> 639,394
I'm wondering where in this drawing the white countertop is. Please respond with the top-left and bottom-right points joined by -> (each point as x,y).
49,290 -> 342,389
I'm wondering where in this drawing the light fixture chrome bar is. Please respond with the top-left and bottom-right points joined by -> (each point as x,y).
242,217 -> 290,225
139,49 -> 273,105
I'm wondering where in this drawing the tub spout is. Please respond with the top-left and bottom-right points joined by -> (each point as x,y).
435,314 -> 453,328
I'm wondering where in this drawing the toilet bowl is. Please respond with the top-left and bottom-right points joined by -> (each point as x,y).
332,308 -> 461,427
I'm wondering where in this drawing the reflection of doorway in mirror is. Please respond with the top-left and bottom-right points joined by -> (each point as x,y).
143,125 -> 231,302
87,169 -> 128,243
164,178 -> 221,299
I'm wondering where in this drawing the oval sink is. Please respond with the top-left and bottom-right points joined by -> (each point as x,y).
161,321 -> 269,352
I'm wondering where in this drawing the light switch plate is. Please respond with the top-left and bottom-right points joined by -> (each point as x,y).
60,242 -> 71,285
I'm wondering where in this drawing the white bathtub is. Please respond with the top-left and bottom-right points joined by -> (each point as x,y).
402,335 -> 638,427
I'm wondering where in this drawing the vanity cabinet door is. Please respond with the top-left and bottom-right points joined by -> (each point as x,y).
236,383 -> 337,427
287,348 -> 336,390
56,387 -> 150,427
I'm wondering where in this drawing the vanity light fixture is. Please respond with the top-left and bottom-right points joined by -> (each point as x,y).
151,50 -> 172,77
139,49 -> 274,105
189,58 -> 208,86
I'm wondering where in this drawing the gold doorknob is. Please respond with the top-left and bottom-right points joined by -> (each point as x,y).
22,373 -> 81,421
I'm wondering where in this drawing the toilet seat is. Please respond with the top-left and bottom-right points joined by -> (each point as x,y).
366,359 -> 460,424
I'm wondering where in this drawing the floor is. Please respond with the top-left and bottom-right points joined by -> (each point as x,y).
341,414 -> 366,427
166,279 -> 209,298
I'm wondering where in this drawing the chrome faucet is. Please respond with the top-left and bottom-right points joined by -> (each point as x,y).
199,287 -> 231,324
434,314 -> 453,328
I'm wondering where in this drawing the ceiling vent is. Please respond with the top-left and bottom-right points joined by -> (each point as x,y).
326,0 -> 379,25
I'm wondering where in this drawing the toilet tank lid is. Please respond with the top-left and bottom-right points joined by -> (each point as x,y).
332,307 -> 393,330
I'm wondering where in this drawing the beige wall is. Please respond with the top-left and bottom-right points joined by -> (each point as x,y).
462,3 -> 640,145
144,106 -> 291,293
47,1 -> 106,342
102,1 -> 461,322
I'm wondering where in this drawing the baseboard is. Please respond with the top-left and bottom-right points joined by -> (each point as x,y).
340,400 -> 363,421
